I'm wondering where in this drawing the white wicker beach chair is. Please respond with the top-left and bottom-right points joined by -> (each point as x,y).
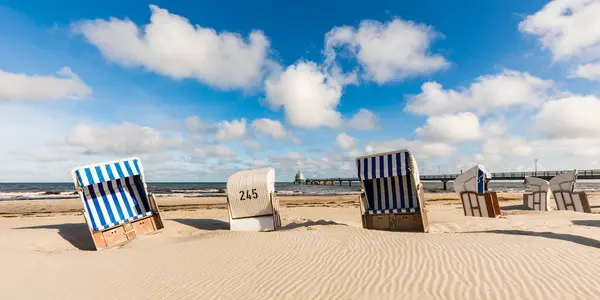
454,165 -> 501,218
355,149 -> 428,232
226,168 -> 281,231
72,157 -> 164,250
549,170 -> 591,213
523,176 -> 551,211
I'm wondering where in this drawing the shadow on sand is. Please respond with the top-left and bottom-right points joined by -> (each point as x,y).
170,218 -> 230,231
470,229 -> 600,250
572,220 -> 600,228
281,220 -> 347,230
16,223 -> 95,251
499,204 -> 529,211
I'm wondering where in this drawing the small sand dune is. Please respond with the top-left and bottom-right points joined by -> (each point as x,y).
1,193 -> 600,300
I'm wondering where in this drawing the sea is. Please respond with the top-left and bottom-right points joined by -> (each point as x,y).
1,181 -> 600,201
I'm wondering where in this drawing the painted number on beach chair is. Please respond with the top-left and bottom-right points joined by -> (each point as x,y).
239,189 -> 259,200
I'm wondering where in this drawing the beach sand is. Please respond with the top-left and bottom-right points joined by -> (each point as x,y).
1,193 -> 600,299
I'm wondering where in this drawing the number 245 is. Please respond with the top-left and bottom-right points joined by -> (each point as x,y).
240,189 -> 258,200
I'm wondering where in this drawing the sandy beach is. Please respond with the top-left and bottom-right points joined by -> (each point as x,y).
2,193 -> 600,300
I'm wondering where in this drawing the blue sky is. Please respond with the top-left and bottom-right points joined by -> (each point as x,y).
1,0 -> 600,182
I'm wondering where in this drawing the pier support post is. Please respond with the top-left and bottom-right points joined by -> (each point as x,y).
442,180 -> 448,190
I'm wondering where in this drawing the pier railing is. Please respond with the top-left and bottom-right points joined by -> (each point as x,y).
303,169 -> 600,187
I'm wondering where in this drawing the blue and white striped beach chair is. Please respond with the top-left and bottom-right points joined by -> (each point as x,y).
72,157 -> 164,249
355,149 -> 428,232
454,165 -> 501,218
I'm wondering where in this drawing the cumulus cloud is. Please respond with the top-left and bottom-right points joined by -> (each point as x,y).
244,139 -> 261,151
265,61 -> 343,129
216,119 -> 247,141
366,138 -> 455,158
415,112 -> 481,143
405,70 -> 553,116
346,109 -> 381,130
519,0 -> 600,60
0,67 -> 91,101
335,133 -> 356,150
535,95 -> 600,138
251,118 -> 289,139
571,62 -> 600,80
74,5 -> 273,89
194,145 -> 236,159
325,18 -> 449,84
185,116 -> 217,132
481,137 -> 532,157
66,122 -> 179,155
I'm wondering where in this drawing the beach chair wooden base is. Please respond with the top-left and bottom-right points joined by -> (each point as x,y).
227,192 -> 281,232
523,192 -> 551,211
552,191 -> 591,213
87,194 -> 164,250
460,191 -> 501,218
362,213 -> 427,232
359,184 -> 429,232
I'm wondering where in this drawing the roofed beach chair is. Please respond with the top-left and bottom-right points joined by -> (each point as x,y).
355,149 -> 428,232
454,165 -> 501,218
549,170 -> 591,213
523,176 -> 551,211
226,168 -> 281,231
72,158 -> 164,250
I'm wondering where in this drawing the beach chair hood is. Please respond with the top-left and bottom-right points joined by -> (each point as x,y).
226,168 -> 276,219
524,176 -> 550,192
454,165 -> 491,194
72,157 -> 154,232
549,170 -> 577,192
355,149 -> 420,213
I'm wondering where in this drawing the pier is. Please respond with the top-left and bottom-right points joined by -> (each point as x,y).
304,169 -> 600,190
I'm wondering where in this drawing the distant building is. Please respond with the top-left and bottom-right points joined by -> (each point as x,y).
294,170 -> 305,184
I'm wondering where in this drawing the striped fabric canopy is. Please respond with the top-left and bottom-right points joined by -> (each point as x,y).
356,150 -> 419,214
75,158 -> 143,187
73,158 -> 153,231
356,151 -> 411,180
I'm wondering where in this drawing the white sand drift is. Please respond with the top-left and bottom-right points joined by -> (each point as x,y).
226,168 -> 281,231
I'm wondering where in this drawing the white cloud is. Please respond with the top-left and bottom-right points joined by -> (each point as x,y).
0,67 -> 91,101
535,95 -> 600,138
519,0 -> 600,60
265,61 -> 342,129
405,70 -> 553,116
481,137 -> 532,156
481,119 -> 507,137
284,152 -> 303,160
325,18 -> 449,84
366,138 -> 455,158
335,132 -> 356,150
185,116 -> 217,132
195,145 -> 235,159
244,139 -> 261,151
346,109 -> 381,130
251,118 -> 289,139
571,62 -> 600,80
531,137 -> 600,157
66,122 -> 179,155
74,5 -> 272,90
216,118 -> 247,141
415,112 -> 481,143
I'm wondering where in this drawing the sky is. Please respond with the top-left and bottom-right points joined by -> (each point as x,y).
1,0 -> 600,182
